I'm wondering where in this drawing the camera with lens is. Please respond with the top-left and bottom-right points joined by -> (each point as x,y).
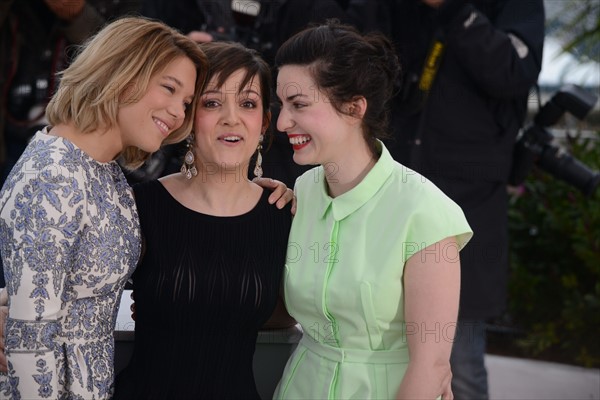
206,2 -> 273,55
509,84 -> 600,196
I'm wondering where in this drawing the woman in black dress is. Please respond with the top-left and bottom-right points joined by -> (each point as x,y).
114,41 -> 294,400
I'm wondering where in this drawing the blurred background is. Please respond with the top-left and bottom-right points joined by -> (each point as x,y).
494,0 -> 600,370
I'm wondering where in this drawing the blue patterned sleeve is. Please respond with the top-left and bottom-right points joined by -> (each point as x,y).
0,153 -> 85,399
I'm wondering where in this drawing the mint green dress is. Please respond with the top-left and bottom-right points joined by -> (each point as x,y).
274,142 -> 473,399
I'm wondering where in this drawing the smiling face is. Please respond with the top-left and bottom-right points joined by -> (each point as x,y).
276,65 -> 351,166
118,56 -> 196,153
193,68 -> 266,173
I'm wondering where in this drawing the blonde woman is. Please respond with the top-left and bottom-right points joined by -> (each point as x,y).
0,17 -> 206,399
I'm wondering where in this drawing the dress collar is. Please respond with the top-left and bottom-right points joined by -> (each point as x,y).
317,141 -> 395,221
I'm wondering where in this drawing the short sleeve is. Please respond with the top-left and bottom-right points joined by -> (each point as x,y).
403,181 -> 473,263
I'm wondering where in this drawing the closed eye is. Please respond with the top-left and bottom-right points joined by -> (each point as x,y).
163,85 -> 175,94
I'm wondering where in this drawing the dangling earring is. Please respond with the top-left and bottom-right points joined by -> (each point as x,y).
180,133 -> 198,180
253,134 -> 264,178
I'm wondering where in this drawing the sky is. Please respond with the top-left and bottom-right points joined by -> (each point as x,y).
540,0 -> 599,89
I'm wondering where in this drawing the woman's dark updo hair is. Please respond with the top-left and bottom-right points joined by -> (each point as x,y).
275,20 -> 401,154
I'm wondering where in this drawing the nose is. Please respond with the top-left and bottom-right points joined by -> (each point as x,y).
167,100 -> 186,121
221,101 -> 240,125
276,105 -> 292,132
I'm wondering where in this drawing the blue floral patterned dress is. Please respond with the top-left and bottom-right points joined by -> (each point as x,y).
0,129 -> 141,399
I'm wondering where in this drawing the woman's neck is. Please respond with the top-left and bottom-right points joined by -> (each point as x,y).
163,169 -> 262,217
325,138 -> 378,198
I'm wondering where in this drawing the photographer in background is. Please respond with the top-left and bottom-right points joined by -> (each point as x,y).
141,0 -> 234,44
0,0 -> 141,288
141,0 -> 379,61
379,0 -> 544,398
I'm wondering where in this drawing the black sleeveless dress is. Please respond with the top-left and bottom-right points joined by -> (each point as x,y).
114,180 -> 292,399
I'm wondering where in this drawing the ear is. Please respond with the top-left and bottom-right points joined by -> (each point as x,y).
346,96 -> 367,121
263,110 -> 272,132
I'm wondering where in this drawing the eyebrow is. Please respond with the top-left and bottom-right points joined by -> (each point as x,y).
241,89 -> 260,97
164,75 -> 184,88
285,93 -> 307,102
202,88 -> 261,97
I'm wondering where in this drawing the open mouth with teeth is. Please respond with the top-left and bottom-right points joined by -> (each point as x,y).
289,135 -> 311,150
153,117 -> 171,137
221,136 -> 242,143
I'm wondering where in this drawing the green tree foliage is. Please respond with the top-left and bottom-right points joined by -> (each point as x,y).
508,132 -> 600,367
550,0 -> 599,63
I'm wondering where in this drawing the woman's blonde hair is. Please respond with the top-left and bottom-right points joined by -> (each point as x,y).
46,16 -> 208,168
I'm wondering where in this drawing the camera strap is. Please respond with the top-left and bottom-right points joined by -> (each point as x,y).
418,29 -> 446,95
409,27 -> 446,167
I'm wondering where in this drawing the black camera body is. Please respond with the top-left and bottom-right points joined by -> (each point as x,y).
510,84 -> 600,196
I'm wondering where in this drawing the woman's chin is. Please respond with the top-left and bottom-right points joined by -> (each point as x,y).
292,153 -> 316,166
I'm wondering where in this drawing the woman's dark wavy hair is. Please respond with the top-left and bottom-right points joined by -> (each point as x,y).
275,20 -> 401,154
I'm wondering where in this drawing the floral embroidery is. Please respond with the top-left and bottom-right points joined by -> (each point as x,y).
0,361 -> 21,400
33,359 -> 53,398
0,130 -> 141,399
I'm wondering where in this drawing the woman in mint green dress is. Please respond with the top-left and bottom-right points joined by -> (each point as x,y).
273,21 -> 473,399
